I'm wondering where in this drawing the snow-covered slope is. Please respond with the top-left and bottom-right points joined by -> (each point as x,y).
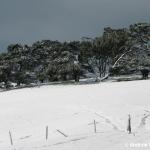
0,80 -> 150,150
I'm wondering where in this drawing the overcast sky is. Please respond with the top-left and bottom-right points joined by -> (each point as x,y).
0,0 -> 150,51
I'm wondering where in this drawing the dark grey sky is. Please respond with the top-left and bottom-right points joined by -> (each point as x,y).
0,0 -> 150,51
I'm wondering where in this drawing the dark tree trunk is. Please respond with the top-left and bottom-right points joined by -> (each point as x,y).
74,73 -> 79,82
141,69 -> 149,79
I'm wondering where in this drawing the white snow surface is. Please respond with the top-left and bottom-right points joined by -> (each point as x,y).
0,80 -> 150,150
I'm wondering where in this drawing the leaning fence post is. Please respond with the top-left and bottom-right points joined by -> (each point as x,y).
46,126 -> 48,140
56,130 -> 68,137
9,131 -> 13,146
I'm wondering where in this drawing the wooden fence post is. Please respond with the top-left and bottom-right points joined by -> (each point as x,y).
46,126 -> 48,140
9,131 -> 13,146
88,120 -> 99,133
56,130 -> 68,137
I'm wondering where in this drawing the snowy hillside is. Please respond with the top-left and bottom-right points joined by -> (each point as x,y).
0,80 -> 150,150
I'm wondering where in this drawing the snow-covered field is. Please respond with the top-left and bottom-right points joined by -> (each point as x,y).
0,80 -> 150,150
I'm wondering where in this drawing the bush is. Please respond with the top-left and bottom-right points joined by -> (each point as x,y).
109,67 -> 122,76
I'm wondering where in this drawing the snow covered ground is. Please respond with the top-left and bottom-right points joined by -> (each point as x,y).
0,80 -> 150,150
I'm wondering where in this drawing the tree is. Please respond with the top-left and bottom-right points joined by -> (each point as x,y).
0,65 -> 11,88
92,37 -> 109,78
79,40 -> 93,64
37,72 -> 46,83
103,27 -> 129,64
72,62 -> 80,82
14,71 -> 25,86
140,69 -> 149,79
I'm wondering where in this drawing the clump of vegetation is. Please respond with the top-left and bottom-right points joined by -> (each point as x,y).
0,23 -> 150,88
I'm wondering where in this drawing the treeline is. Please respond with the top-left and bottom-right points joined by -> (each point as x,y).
0,23 -> 150,88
